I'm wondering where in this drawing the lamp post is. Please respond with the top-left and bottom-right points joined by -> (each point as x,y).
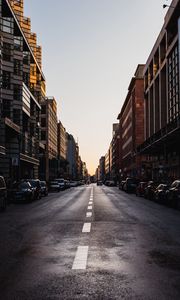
163,4 -> 176,9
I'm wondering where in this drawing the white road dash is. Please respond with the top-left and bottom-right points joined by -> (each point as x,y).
88,205 -> 92,210
82,223 -> 91,233
72,246 -> 89,269
89,201 -> 93,205
86,212 -> 92,217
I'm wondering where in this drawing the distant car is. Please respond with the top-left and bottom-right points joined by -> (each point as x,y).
0,176 -> 7,211
49,181 -> 60,192
105,180 -> 116,186
166,180 -> 180,208
55,178 -> 65,190
154,184 -> 169,204
97,180 -> 103,186
11,181 -> 34,202
40,181 -> 48,196
136,182 -> 147,197
70,181 -> 78,187
23,179 -> 41,200
123,178 -> 139,193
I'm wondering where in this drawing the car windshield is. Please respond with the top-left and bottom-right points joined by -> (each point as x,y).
20,182 -> 30,189
28,180 -> 37,187
40,182 -> 46,187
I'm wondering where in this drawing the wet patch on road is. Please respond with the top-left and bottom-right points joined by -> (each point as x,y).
148,250 -> 180,270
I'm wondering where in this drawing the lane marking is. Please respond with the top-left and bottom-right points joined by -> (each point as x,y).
72,246 -> 89,269
82,223 -> 91,233
88,205 -> 92,210
89,201 -> 93,205
86,212 -> 92,217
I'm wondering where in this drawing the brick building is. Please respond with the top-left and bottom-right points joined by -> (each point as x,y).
118,64 -> 145,179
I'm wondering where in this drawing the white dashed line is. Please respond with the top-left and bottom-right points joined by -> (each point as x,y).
89,202 -> 93,205
82,223 -> 91,233
72,246 -> 89,269
88,205 -> 92,210
86,212 -> 92,217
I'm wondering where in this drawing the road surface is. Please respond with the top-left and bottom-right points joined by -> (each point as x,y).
0,184 -> 180,299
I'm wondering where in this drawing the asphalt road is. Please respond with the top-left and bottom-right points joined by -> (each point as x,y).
0,184 -> 180,299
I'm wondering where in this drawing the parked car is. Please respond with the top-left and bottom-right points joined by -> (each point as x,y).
70,181 -> 78,187
136,182 -> 148,197
23,179 -> 41,200
154,184 -> 169,204
10,181 -> 34,202
105,180 -> 116,186
40,181 -> 48,196
49,181 -> 60,192
55,178 -> 66,190
64,180 -> 70,189
166,180 -> 180,208
97,180 -> 103,186
144,181 -> 157,200
0,176 -> 7,211
119,180 -> 126,190
123,178 -> 139,193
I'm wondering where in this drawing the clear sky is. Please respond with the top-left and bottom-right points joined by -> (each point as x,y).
24,0 -> 169,175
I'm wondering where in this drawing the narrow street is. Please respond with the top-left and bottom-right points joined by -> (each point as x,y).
0,184 -> 180,299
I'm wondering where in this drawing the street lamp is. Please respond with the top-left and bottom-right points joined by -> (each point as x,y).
163,4 -> 176,9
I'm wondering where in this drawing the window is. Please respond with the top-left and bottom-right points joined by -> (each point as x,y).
13,109 -> 21,125
41,131 -> 46,140
41,118 -> 46,127
2,100 -> 11,118
41,105 -> 46,115
14,85 -> 21,100
30,65 -> 36,76
23,72 -> 29,87
2,18 -> 13,34
14,59 -> 21,76
2,43 -> 11,61
23,52 -> 29,65
2,71 -> 11,89
14,36 -> 22,51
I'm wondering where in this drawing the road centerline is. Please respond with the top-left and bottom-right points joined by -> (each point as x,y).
82,223 -> 91,233
86,212 -> 92,217
72,246 -> 89,270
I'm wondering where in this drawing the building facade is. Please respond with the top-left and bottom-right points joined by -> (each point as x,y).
66,133 -> 77,180
118,64 -> 145,179
40,97 -> 58,181
99,156 -> 105,182
0,0 -> 46,183
57,121 -> 68,178
138,0 -> 180,181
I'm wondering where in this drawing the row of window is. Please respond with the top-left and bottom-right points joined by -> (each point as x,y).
2,44 -> 30,66
168,46 -> 179,122
1,71 -> 29,89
